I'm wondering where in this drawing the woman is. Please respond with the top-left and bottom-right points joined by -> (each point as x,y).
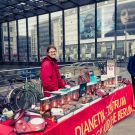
40,45 -> 67,97
105,2 -> 135,37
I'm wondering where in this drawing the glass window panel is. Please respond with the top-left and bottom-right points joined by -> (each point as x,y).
18,19 -> 27,62
65,8 -> 78,62
28,17 -> 37,62
9,21 -> 17,62
97,0 -> 115,59
80,5 -> 95,60
117,0 -> 135,60
51,11 -> 63,62
39,14 -> 49,61
2,23 -> 9,62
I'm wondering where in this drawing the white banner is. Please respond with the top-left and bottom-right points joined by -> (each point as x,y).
107,60 -> 116,77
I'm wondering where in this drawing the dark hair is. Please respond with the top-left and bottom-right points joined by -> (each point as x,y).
47,45 -> 57,53
105,2 -> 135,37
84,13 -> 94,28
117,2 -> 135,28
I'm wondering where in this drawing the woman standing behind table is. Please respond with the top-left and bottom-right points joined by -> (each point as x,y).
40,45 -> 69,97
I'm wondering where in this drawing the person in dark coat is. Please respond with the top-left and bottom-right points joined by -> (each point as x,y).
40,45 -> 66,97
127,54 -> 135,97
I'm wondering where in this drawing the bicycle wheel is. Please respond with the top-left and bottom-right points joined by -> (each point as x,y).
9,87 -> 23,112
15,90 -> 36,110
24,81 -> 43,102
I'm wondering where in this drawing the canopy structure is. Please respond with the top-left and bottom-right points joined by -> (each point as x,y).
0,0 -> 106,23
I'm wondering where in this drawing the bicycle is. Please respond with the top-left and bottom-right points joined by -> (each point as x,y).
0,69 -> 41,112
0,76 -> 36,112
0,77 -> 18,113
13,77 -> 43,112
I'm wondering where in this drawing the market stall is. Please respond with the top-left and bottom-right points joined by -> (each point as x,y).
0,84 -> 134,135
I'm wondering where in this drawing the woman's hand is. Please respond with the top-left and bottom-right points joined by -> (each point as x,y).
65,85 -> 71,88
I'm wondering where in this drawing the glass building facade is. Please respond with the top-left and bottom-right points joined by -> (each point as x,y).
1,0 -> 135,64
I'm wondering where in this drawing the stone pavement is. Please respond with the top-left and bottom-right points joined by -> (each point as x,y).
106,112 -> 135,135
106,68 -> 135,135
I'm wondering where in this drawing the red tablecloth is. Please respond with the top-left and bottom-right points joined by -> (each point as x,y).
0,84 -> 134,135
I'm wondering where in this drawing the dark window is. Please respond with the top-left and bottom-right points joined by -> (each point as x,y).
4,36 -> 8,41
4,36 -> 13,42
9,27 -> 13,32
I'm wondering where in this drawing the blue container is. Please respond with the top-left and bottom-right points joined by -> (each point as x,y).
89,71 -> 97,83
